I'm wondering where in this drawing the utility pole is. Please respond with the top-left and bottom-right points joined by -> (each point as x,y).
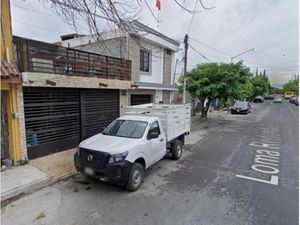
183,34 -> 188,104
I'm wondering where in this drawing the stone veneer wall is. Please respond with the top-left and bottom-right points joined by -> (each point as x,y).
127,35 -> 140,83
163,50 -> 172,85
163,90 -> 171,104
119,90 -> 129,115
16,85 -> 27,160
22,72 -> 133,90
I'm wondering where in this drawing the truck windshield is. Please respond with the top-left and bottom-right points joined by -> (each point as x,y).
102,120 -> 148,139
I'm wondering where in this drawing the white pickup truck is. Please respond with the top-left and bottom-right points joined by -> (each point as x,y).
74,103 -> 191,191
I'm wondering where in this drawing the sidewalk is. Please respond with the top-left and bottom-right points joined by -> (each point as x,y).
185,109 -> 228,146
1,165 -> 51,202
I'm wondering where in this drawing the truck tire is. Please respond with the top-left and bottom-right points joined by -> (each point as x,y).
171,140 -> 183,160
125,162 -> 144,192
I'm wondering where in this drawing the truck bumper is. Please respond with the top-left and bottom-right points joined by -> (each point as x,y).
74,152 -> 132,186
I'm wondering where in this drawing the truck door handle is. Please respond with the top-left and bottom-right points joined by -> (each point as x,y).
160,139 -> 164,142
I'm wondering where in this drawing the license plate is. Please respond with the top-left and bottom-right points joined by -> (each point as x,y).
84,167 -> 94,176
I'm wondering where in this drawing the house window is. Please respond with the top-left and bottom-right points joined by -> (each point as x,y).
140,49 -> 150,72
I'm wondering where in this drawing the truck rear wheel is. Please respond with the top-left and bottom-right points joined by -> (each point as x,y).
171,140 -> 182,160
125,162 -> 144,192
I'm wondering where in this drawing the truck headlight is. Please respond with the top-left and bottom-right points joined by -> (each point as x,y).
108,151 -> 128,164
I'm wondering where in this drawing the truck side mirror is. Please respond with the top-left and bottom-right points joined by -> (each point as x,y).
148,131 -> 159,140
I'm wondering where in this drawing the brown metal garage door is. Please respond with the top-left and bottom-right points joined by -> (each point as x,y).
24,88 -> 119,159
80,89 -> 119,140
131,94 -> 152,106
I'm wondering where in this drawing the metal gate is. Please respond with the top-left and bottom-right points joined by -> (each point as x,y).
80,89 -> 119,140
130,94 -> 152,106
24,88 -> 119,159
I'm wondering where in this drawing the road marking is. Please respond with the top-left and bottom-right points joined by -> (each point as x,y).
288,106 -> 298,120
236,127 -> 282,186
251,164 -> 280,174
236,174 -> 279,185
249,141 -> 280,149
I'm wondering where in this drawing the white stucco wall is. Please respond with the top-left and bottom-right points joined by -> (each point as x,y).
139,41 -> 164,84
170,91 -> 175,104
155,90 -> 163,103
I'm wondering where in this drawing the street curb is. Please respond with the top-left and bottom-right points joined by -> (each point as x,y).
1,171 -> 78,204
1,175 -> 52,202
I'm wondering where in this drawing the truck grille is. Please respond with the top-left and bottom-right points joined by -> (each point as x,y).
79,148 -> 110,169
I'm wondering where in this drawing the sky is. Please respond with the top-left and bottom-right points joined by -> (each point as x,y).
11,0 -> 299,87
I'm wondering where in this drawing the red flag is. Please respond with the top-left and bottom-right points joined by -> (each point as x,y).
156,0 -> 161,10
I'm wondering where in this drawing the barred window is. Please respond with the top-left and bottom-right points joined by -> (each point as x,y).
140,49 -> 150,72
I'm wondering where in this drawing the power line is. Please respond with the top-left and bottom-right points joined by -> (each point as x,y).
189,37 -> 231,57
187,0 -> 198,34
189,36 -> 299,70
188,44 -> 211,62
196,0 -> 216,28
13,18 -> 67,34
11,3 -> 58,17
198,0 -> 216,10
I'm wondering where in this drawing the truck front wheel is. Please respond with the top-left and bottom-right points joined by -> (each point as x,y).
125,162 -> 144,191
171,140 -> 183,160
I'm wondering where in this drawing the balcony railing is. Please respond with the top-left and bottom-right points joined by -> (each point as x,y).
14,37 -> 131,80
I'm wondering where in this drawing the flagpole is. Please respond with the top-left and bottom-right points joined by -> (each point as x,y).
156,0 -> 160,30
157,8 -> 159,30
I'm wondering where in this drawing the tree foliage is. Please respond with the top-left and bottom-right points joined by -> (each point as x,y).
182,61 -> 254,118
270,87 -> 283,94
283,79 -> 299,94
250,73 -> 271,97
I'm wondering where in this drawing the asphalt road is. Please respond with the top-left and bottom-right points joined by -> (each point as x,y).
2,100 -> 298,225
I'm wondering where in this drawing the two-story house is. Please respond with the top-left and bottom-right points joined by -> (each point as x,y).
60,20 -> 180,106
13,36 -> 132,177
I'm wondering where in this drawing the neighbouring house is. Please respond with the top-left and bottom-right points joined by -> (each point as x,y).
1,0 -> 23,167
13,36 -> 133,178
60,20 -> 180,105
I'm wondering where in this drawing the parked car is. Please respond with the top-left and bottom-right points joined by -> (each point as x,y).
253,96 -> 264,103
294,97 -> 299,106
74,104 -> 191,191
231,101 -> 251,114
273,97 -> 283,103
264,94 -> 275,100
290,96 -> 298,104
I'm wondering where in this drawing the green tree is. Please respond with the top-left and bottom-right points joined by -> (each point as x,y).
237,80 -> 254,100
283,79 -> 299,94
251,73 -> 271,97
181,61 -> 253,118
270,87 -> 283,94
217,62 -> 253,106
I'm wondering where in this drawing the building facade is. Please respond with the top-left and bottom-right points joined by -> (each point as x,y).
12,36 -> 133,177
60,21 -> 180,106
1,0 -> 23,166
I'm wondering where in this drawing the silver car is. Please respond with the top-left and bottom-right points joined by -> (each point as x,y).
273,97 -> 283,103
